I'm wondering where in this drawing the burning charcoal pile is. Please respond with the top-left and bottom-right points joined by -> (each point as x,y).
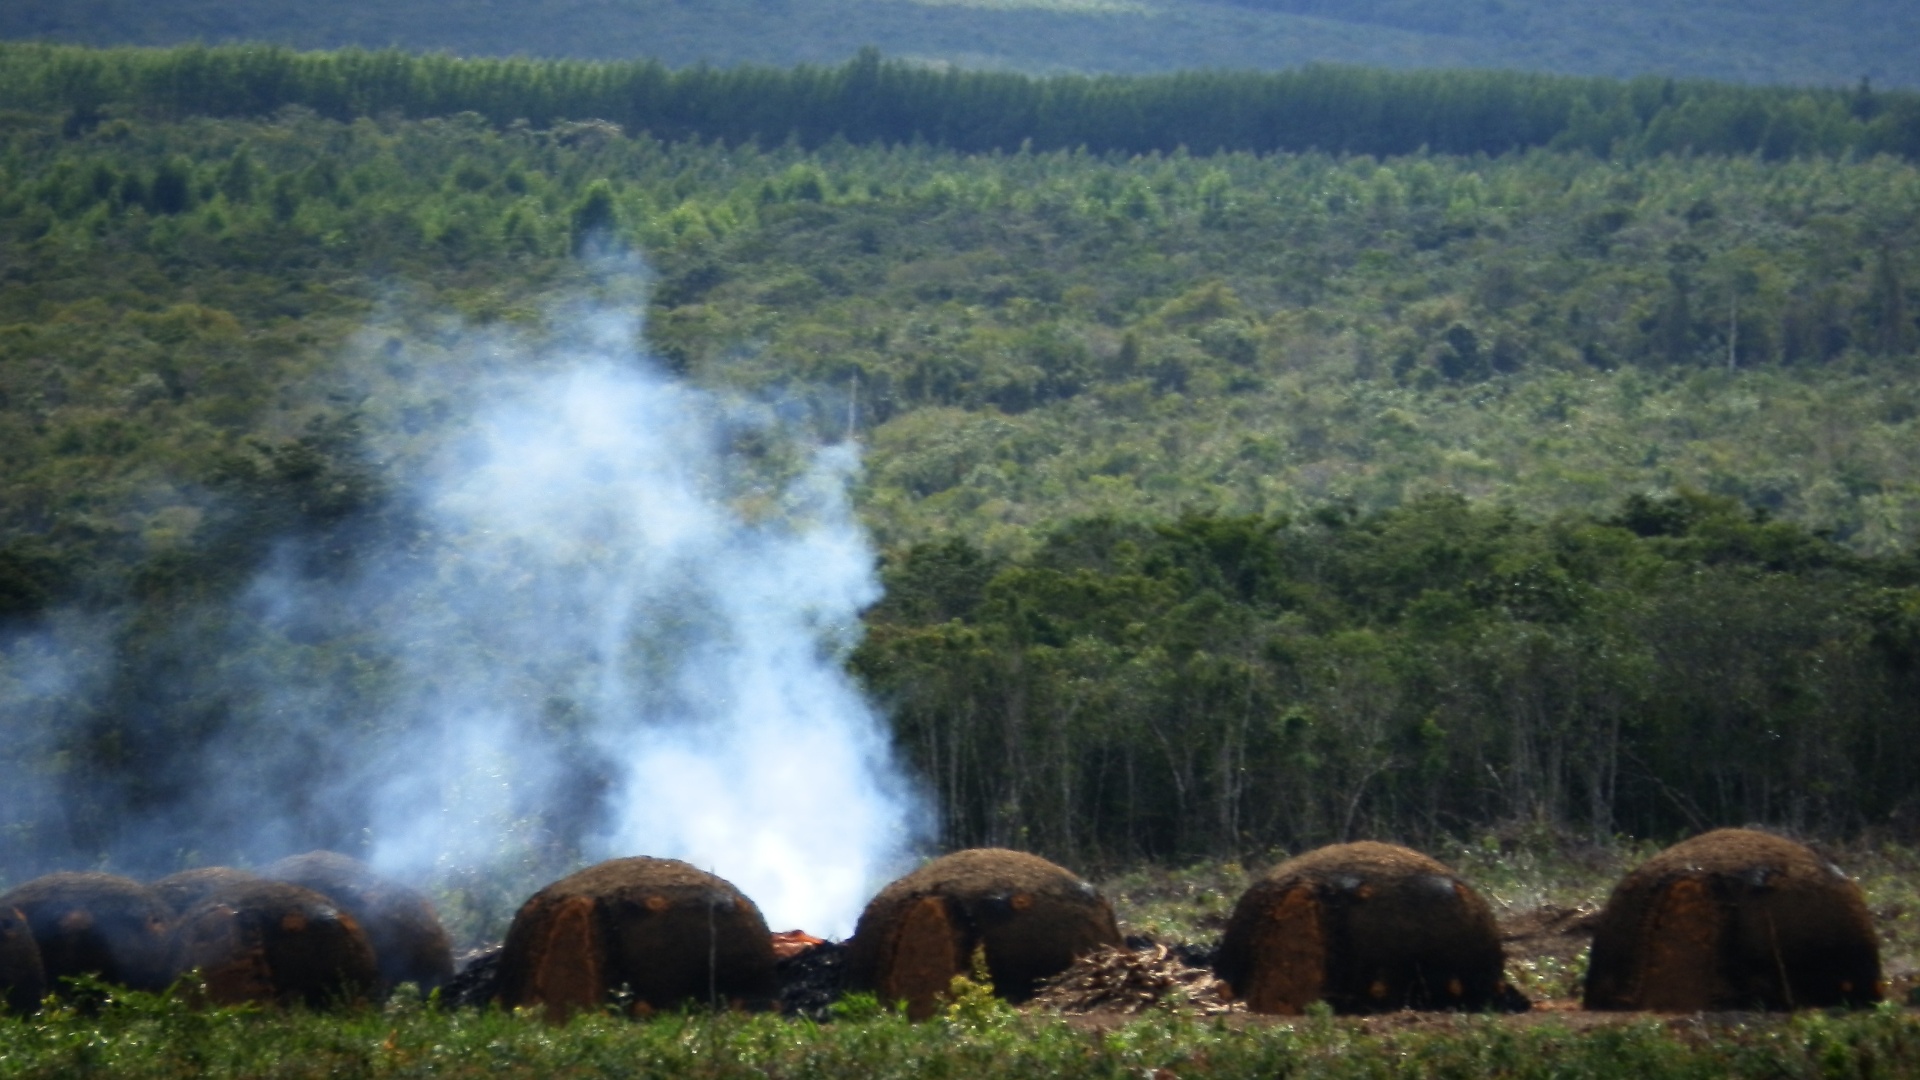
436,934 -> 851,1018
775,939 -> 848,1019
152,868 -> 261,917
0,873 -> 175,995
265,852 -> 455,995
845,848 -> 1123,1019
1028,943 -> 1242,1017
1214,841 -> 1515,1015
170,879 -> 380,1009
0,906 -> 46,1014
496,857 -> 777,1021
1583,828 -> 1883,1011
438,947 -> 504,1010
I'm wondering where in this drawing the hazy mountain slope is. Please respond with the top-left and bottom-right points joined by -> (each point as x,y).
3,0 -> 1915,86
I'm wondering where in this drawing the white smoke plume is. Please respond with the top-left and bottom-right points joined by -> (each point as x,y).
0,274 -> 931,938
343,290 -> 927,937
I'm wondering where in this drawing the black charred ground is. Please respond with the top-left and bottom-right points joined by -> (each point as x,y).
433,941 -> 852,1018
437,937 -> 1253,1018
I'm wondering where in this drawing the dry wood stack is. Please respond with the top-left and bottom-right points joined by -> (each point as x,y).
1029,943 -> 1240,1016
844,848 -> 1122,1020
264,851 -> 454,994
1583,828 -> 1883,1011
1213,841 -> 1509,1015
0,873 -> 174,994
494,857 -> 777,1022
0,906 -> 46,1013
170,879 -> 380,1009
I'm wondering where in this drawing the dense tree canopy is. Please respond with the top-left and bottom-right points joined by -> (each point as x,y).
858,495 -> 1920,861
2,44 -> 1919,161
0,49 -> 1917,883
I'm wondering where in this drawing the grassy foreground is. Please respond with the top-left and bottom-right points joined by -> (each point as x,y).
0,988 -> 1917,1080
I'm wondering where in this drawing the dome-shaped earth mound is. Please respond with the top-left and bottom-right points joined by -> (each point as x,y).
844,848 -> 1122,1020
495,857 -> 777,1021
1583,828 -> 1882,1011
0,906 -> 46,1013
1214,841 -> 1508,1015
152,868 -> 260,916
171,879 -> 380,1009
263,851 -> 453,994
0,873 -> 173,993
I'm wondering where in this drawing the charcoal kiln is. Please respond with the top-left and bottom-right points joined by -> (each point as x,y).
0,873 -> 174,993
0,906 -> 46,1013
1213,841 -> 1509,1015
1583,828 -> 1882,1011
495,857 -> 778,1021
171,879 -> 380,1009
844,848 -> 1122,1020
264,851 -> 454,993
152,868 -> 260,916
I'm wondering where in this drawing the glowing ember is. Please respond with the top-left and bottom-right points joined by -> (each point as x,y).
771,930 -> 826,959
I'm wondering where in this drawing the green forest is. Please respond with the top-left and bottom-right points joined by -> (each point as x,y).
1,45 -> 1919,880
5,43 -> 1920,159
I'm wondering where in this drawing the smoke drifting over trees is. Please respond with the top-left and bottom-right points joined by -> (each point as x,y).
0,275 -> 929,938
0,57 -> 1918,911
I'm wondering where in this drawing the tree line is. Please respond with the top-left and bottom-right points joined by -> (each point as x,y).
856,494 -> 1920,864
3,43 -> 1919,161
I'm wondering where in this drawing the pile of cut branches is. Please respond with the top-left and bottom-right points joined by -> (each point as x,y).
1029,944 -> 1241,1016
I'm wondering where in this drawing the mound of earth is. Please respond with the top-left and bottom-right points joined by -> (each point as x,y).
1583,828 -> 1882,1011
495,857 -> 777,1021
152,868 -> 260,916
0,906 -> 46,1013
845,848 -> 1122,1020
1214,841 -> 1514,1015
171,879 -> 380,1009
0,873 -> 174,993
264,851 -> 453,994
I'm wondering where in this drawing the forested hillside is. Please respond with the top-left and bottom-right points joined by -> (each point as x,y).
862,498 -> 1920,861
6,44 -> 1920,160
1,46 -> 1918,878
3,0 -> 1917,87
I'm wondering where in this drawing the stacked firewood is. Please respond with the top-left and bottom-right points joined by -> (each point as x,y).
1028,943 -> 1242,1016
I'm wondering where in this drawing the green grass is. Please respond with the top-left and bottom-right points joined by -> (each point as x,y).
2,981 -> 1918,1079
1101,861 -> 1254,943
1851,844 -> 1920,1003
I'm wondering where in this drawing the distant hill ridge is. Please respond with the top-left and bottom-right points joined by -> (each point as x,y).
2,0 -> 1917,87
3,43 -> 1917,163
